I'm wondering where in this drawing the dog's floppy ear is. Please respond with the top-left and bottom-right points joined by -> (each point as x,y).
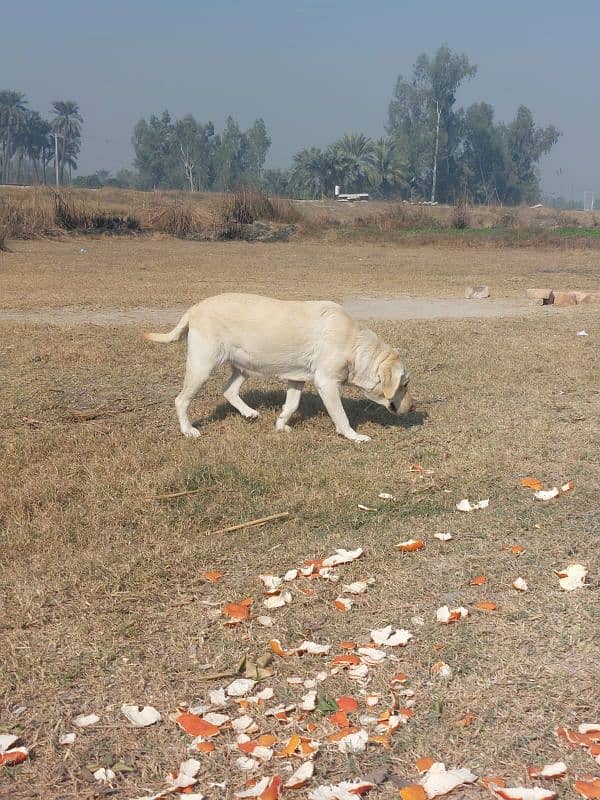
378,356 -> 400,400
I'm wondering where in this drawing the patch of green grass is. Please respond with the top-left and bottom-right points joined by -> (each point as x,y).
557,226 -> 600,237
165,462 -> 268,496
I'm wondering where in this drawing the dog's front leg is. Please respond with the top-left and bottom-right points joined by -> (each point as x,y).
314,376 -> 371,443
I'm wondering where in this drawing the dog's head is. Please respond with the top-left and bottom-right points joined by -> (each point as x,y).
365,351 -> 414,415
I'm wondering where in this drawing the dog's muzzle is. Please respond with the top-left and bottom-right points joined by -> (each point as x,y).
391,392 -> 414,415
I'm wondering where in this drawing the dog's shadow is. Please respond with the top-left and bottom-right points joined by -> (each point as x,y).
204,388 -> 427,431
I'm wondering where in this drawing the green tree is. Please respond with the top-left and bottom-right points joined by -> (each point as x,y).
214,116 -> 246,190
331,133 -> 375,192
50,100 -> 83,184
461,102 -> 507,204
289,146 -> 334,199
245,118 -> 271,180
0,90 -> 28,183
173,115 -> 216,191
19,111 -> 52,184
132,111 -> 177,189
367,136 -> 407,197
388,45 -> 476,202
261,168 -> 290,196
504,106 -> 559,204
387,73 -> 434,199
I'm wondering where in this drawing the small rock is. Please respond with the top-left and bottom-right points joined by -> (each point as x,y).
465,285 -> 490,300
552,291 -> 577,306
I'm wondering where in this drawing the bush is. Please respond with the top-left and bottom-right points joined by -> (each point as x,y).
221,187 -> 300,227
449,200 -> 471,229
494,209 -> 518,228
144,203 -> 215,239
52,192 -> 140,232
0,193 -> 54,238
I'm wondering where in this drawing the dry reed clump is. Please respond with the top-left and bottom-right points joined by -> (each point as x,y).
142,203 -> 217,239
52,191 -> 140,232
220,187 -> 301,230
370,203 -> 439,231
449,200 -> 471,229
0,189 -> 140,238
143,188 -> 301,240
0,192 -> 55,238
493,208 -> 519,228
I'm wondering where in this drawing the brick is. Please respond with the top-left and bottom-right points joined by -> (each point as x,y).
526,288 -> 554,301
552,291 -> 577,306
572,291 -> 591,304
579,292 -> 600,305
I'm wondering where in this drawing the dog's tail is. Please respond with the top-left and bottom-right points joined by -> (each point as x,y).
143,311 -> 190,343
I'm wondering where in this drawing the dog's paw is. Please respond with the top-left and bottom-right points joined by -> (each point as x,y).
183,427 -> 201,439
276,422 -> 292,433
243,409 -> 260,419
347,432 -> 371,443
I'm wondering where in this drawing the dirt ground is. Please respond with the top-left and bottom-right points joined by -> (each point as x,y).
2,236 -> 600,312
0,237 -> 598,800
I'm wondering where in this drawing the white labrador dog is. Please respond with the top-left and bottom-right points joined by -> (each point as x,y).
144,293 -> 413,442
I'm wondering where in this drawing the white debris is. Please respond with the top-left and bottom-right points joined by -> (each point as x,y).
456,498 -> 489,512
534,488 -> 560,501
73,713 -> 100,727
322,548 -> 363,567
226,678 -> 256,697
121,704 -> 162,727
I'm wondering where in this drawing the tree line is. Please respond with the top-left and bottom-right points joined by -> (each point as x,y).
0,92 -> 82,185
1,45 -> 562,205
286,45 -> 560,205
131,113 -> 271,191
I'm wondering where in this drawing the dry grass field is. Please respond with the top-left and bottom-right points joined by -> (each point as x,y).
1,234 -> 599,800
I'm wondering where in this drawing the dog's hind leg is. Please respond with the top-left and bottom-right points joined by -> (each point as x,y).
223,367 -> 259,419
276,381 -> 304,432
175,331 -> 216,438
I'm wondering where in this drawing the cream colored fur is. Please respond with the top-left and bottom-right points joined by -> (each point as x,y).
144,293 -> 413,442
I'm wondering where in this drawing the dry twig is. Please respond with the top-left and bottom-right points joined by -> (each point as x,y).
208,511 -> 290,535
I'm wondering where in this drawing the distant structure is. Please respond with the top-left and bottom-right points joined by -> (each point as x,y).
334,185 -> 369,202
583,191 -> 595,211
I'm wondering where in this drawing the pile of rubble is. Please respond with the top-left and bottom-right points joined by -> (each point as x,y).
526,289 -> 600,306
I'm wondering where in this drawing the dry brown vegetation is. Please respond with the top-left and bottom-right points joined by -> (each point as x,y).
1,237 -> 599,799
1,185 -> 600,247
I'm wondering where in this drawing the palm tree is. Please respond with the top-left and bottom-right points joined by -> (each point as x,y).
50,100 -> 82,184
0,90 -> 28,183
12,111 -> 51,184
367,137 -> 407,197
331,133 -> 375,192
28,113 -> 52,184
290,147 -> 334,199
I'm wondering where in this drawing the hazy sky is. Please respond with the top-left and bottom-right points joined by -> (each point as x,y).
2,0 -> 599,201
